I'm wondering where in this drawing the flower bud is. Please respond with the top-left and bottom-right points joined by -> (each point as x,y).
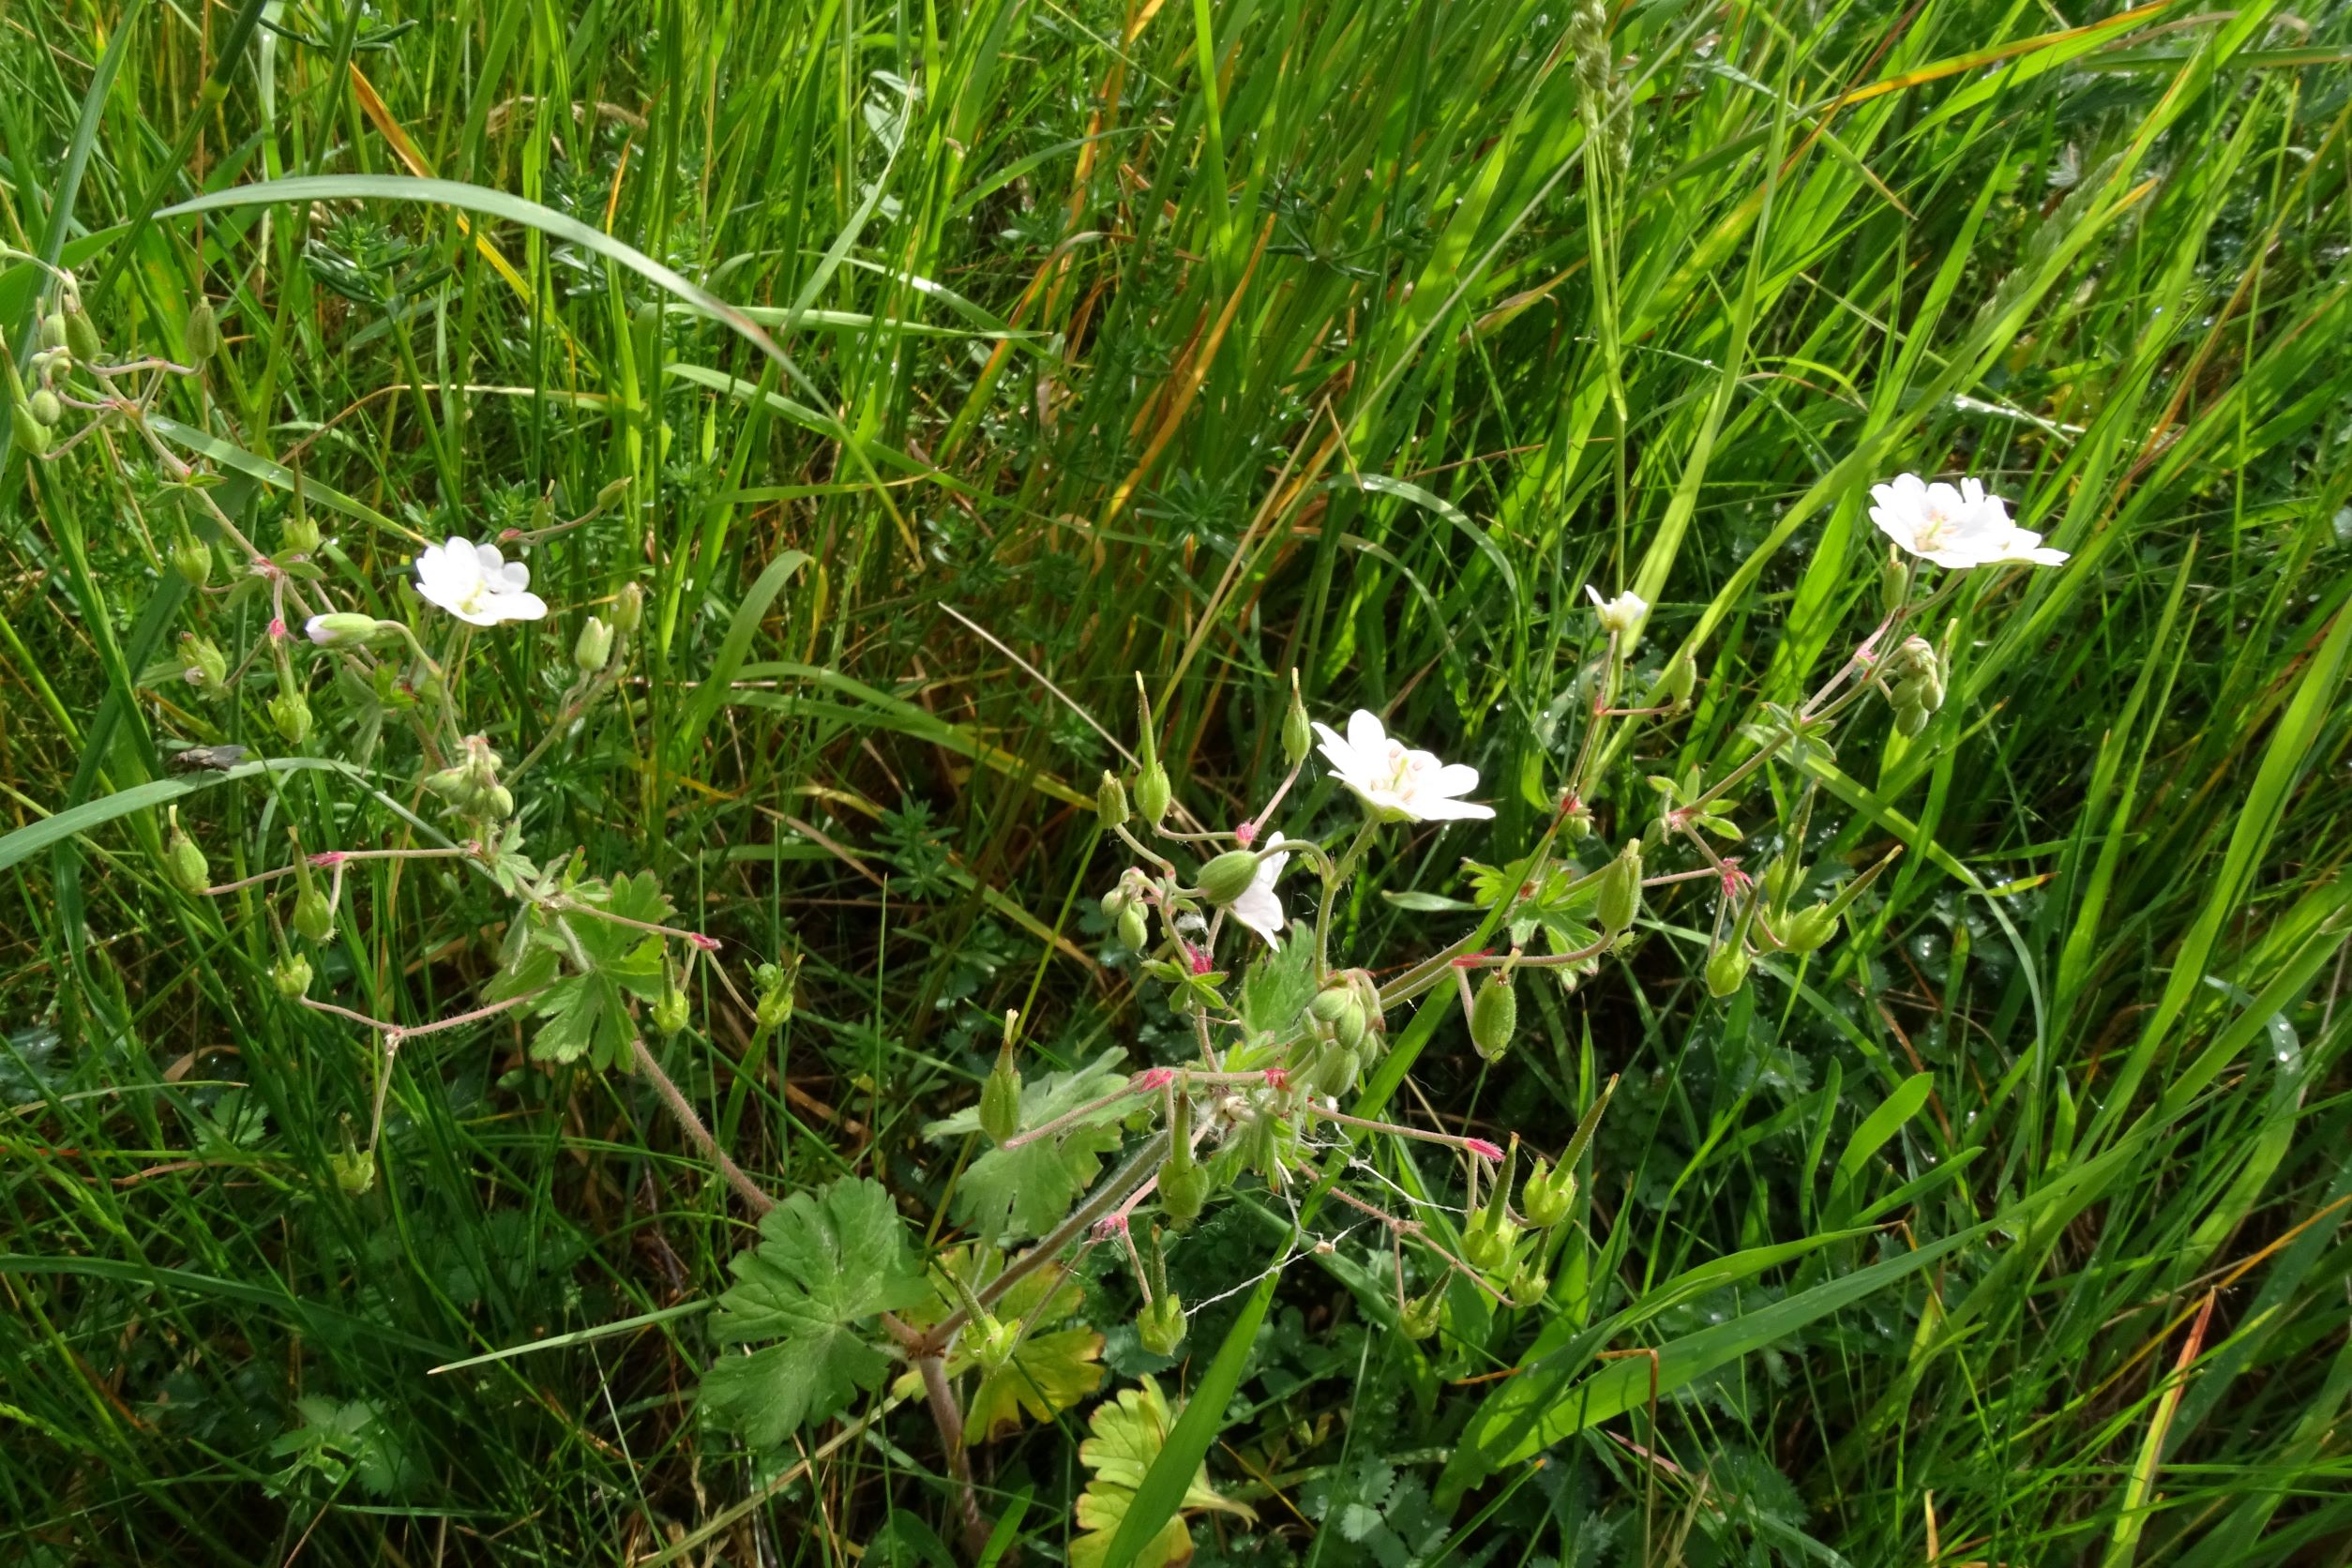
980,1037 -> 1023,1147
1308,983 -> 1352,1023
164,817 -> 209,895
610,580 -> 645,637
1778,903 -> 1839,954
1892,700 -> 1931,739
1520,1155 -> 1576,1229
293,884 -> 336,945
304,612 -> 390,648
595,475 -> 635,511
653,988 -> 690,1038
273,951 -> 314,999
1596,839 -> 1643,936
572,614 -> 613,674
185,299 -> 220,363
1117,902 -> 1150,953
1138,1292 -> 1187,1357
38,313 -> 68,353
181,632 -> 229,692
10,396 -> 51,454
1468,972 -> 1516,1063
1306,1039 -> 1360,1100
65,306 -> 100,365
1705,942 -> 1750,999
172,531 -> 213,588
1196,849 -> 1261,907
1650,649 -> 1696,708
268,690 -> 313,746
1880,550 -> 1911,618
1561,797 -> 1594,840
28,388 -> 61,428
1096,770 -> 1130,830
1281,671 -> 1311,767
1400,1284 -> 1443,1340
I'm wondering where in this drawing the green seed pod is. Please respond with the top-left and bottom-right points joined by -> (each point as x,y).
274,952 -> 313,999
755,959 -> 797,1032
10,397 -> 51,454
1893,700 -> 1931,739
1196,849 -> 1261,907
1650,648 -> 1696,708
1761,855 -> 1800,914
293,884 -> 336,945
182,633 -> 229,691
483,784 -> 516,821
1117,902 -> 1150,953
572,614 -> 613,675
65,306 -> 101,364
38,313 -> 68,353
1281,671 -> 1312,767
1468,972 -> 1517,1063
1778,903 -> 1840,954
328,1147 -> 377,1197
28,388 -> 61,428
268,690 -> 313,746
652,988 -> 690,1038
1400,1284 -> 1443,1341
172,531 -> 213,588
979,1041 -> 1023,1147
1138,1292 -> 1187,1357
1506,1260 -> 1550,1306
280,507 -> 322,559
1705,942 -> 1750,999
1097,770 -> 1130,830
610,580 -> 645,637
1596,839 -> 1643,936
971,1312 -> 1019,1375
1520,1155 -> 1575,1229
1461,1211 -> 1515,1272
1158,1155 -> 1208,1228
164,818 -> 209,895
185,299 -> 220,363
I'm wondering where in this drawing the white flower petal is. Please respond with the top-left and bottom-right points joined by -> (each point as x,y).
1429,761 -> 1482,797
1228,849 -> 1290,948
1345,708 -> 1388,759
474,542 -> 505,576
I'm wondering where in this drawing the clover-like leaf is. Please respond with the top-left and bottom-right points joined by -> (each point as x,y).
1070,1377 -> 1255,1568
701,1176 -> 928,1449
926,1049 -> 1129,1242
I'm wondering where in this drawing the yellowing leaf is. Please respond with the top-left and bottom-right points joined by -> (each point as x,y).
1069,1378 -> 1255,1568
964,1326 -> 1106,1440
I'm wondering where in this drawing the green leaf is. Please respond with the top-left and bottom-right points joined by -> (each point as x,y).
703,1177 -> 927,1449
1072,1379 -> 1255,1568
1237,932 -> 1317,1041
0,757 -> 355,876
927,1049 -> 1129,1242
1824,1072 -> 1936,1226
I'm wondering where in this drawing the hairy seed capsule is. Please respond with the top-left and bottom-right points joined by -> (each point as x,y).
1400,1285 -> 1443,1341
268,691 -> 313,746
1281,673 -> 1311,766
172,533 -> 214,589
1135,759 -> 1172,828
1779,904 -> 1840,954
1520,1156 -> 1575,1229
1893,701 -> 1930,739
652,988 -> 690,1038
10,397 -> 51,454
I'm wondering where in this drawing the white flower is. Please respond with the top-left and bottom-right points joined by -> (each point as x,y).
1585,584 -> 1651,643
1311,710 -> 1495,824
414,536 -> 549,626
1868,474 -> 2068,568
1228,840 -> 1293,949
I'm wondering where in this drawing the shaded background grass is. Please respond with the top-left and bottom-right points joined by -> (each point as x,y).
4,0 -> 2351,1562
